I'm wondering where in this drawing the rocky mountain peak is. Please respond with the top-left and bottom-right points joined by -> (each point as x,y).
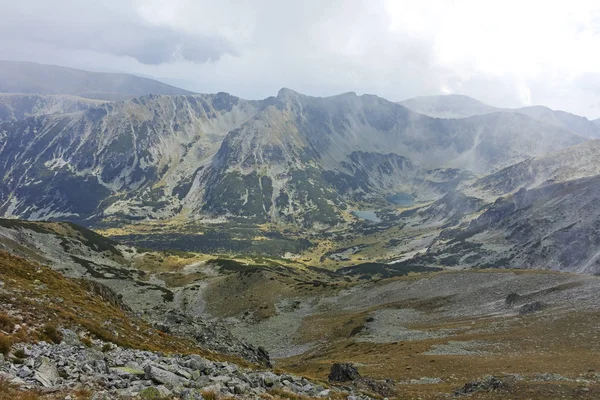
276,87 -> 304,100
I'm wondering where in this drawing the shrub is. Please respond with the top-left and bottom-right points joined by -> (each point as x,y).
0,334 -> 11,356
266,389 -> 310,400
13,348 -> 26,359
139,387 -> 171,400
0,314 -> 15,333
0,375 -> 42,400
42,324 -> 63,344
0,313 -> 15,333
200,391 -> 220,400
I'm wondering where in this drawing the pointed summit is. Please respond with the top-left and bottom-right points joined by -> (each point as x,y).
276,87 -> 303,99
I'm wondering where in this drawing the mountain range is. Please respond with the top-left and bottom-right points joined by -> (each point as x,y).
1,61 -> 600,275
0,86 -> 588,228
0,60 -> 193,101
3,61 -> 600,399
399,93 -> 600,138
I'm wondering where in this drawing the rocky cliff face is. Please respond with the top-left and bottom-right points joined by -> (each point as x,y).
469,140 -> 600,197
398,172 -> 600,275
465,176 -> 600,274
0,93 -> 264,223
0,88 -> 589,228
178,89 -> 586,226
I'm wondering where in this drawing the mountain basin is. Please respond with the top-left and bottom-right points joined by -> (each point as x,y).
386,192 -> 414,206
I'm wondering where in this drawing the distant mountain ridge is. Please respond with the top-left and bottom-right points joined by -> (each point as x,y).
0,62 -> 595,230
0,88 -> 586,227
0,60 -> 194,101
0,65 -> 599,278
399,94 -> 499,118
400,94 -> 600,139
0,93 -> 105,121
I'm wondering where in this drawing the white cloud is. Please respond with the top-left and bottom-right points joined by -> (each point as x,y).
3,0 -> 600,117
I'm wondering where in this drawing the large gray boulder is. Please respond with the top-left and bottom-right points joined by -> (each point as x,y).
144,364 -> 189,388
328,363 -> 361,382
34,357 -> 59,387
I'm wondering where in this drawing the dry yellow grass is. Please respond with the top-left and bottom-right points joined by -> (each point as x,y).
279,308 -> 600,399
0,250 -> 253,366
0,376 -> 93,400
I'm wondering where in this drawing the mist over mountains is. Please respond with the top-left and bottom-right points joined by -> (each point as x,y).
0,61 -> 599,275
0,60 -> 194,101
399,93 -> 600,139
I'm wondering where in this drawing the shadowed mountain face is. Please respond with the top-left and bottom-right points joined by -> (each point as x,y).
400,94 -> 600,139
469,140 -> 600,197
0,60 -> 194,100
431,175 -> 600,274
0,88 -> 586,226
0,93 -> 264,223
192,89 -> 583,226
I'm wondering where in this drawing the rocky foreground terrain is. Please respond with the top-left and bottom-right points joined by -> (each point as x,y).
0,337 -> 368,400
0,248 -> 385,399
2,220 -> 600,399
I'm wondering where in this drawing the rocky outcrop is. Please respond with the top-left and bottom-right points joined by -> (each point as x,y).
154,311 -> 272,368
519,302 -> 545,315
79,280 -> 132,312
328,363 -> 396,397
454,376 -> 508,396
328,363 -> 361,382
0,341 -> 374,399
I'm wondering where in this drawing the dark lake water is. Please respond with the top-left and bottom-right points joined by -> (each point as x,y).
386,192 -> 414,206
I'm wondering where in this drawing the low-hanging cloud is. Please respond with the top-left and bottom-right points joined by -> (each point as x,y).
2,0 -> 600,118
0,0 -> 236,65
87,25 -> 237,65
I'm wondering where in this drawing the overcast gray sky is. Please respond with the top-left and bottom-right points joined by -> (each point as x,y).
3,0 -> 600,118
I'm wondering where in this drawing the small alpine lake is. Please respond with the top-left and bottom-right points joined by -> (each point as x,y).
351,210 -> 382,222
386,192 -> 414,207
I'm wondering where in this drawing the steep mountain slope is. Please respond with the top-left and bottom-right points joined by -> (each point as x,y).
415,175 -> 600,274
191,89 -> 584,226
0,249 -> 208,355
398,94 -> 501,118
0,218 -> 272,365
0,93 -> 264,223
0,88 -> 586,227
0,93 -> 105,121
516,106 -> 600,139
469,140 -> 600,197
0,60 -> 193,100
401,94 -> 600,138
